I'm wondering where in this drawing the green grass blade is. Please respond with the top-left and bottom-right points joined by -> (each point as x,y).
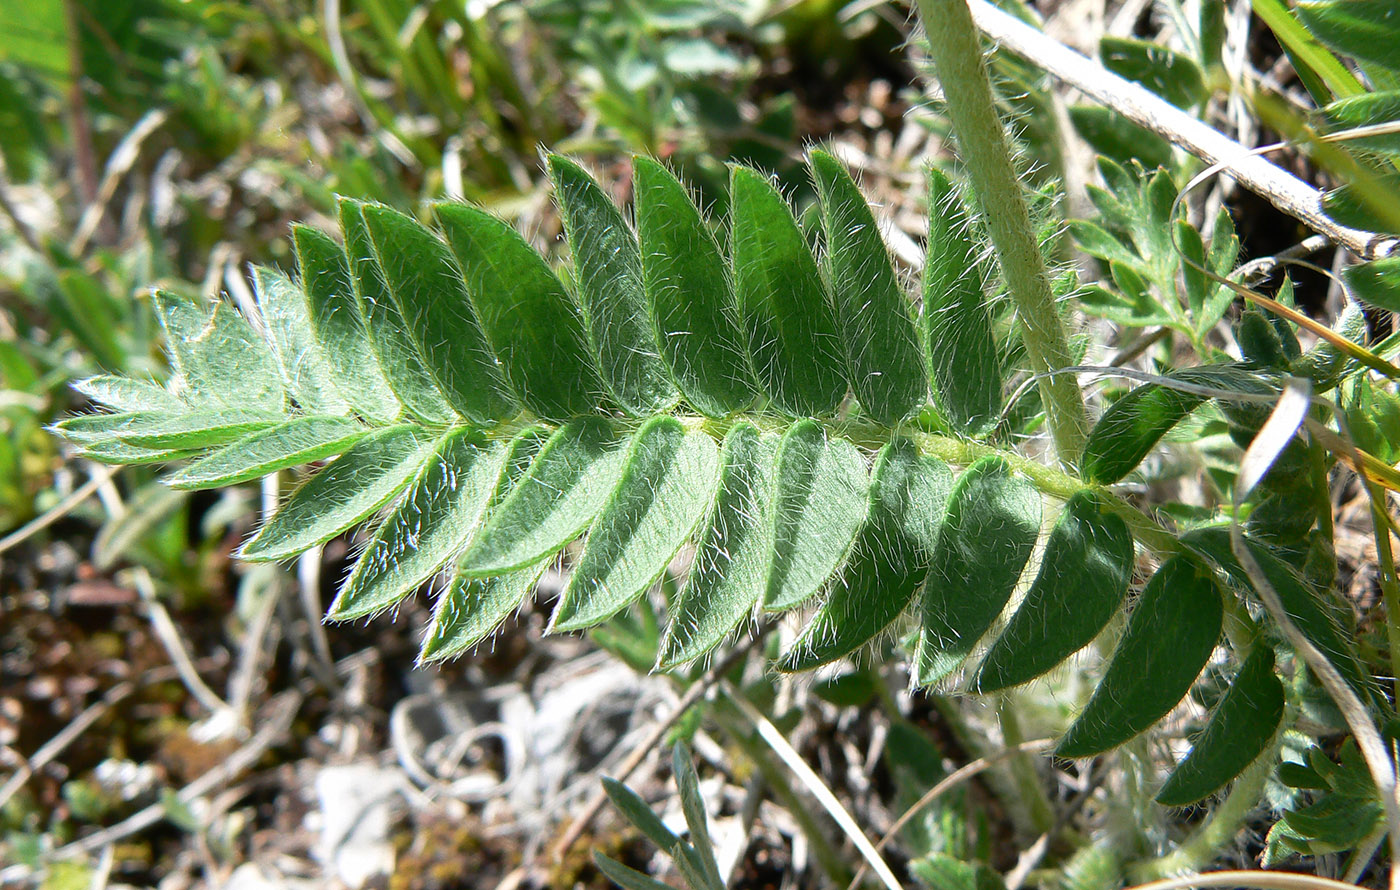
240,425 -> 440,562
730,164 -> 847,417
1156,646 -> 1285,806
809,149 -> 926,425
633,156 -> 757,417
974,491 -> 1134,692
361,204 -> 518,422
549,155 -> 676,415
1252,0 -> 1363,101
433,202 -> 605,421
251,266 -> 350,416
916,456 -> 1041,686
329,428 -> 506,621
1057,555 -> 1223,758
658,423 -> 775,668
552,417 -> 720,632
457,417 -> 626,576
165,416 -> 366,490
339,200 -> 457,425
921,170 -> 1002,435
292,224 -> 402,423
763,419 -> 869,611
779,438 -> 952,672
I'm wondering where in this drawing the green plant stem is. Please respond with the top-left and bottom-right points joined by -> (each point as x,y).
914,0 -> 1089,466
1365,479 -> 1400,705
1129,733 -> 1279,881
995,693 -> 1056,835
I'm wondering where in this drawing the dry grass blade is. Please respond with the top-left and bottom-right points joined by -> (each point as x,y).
1124,871 -> 1366,890
721,682 -> 901,890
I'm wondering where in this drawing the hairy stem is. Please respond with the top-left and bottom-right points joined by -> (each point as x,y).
914,0 -> 1089,466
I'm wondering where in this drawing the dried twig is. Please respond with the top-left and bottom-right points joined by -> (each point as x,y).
965,0 -> 1397,260
0,464 -> 116,557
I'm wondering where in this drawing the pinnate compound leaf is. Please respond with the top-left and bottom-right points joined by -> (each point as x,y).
764,419 -> 868,611
1156,646 -> 1285,806
241,424 -> 440,561
922,170 -> 1001,435
1181,527 -> 1377,704
292,224 -> 401,422
360,203 -> 518,422
251,265 -> 350,416
809,148 -> 926,425
549,155 -> 676,415
916,457 -> 1040,685
659,423 -> 775,667
458,417 -> 626,577
1296,0 -> 1400,73
329,428 -> 505,621
974,491 -> 1134,691
730,164 -> 846,417
779,438 -> 952,672
434,202 -> 604,421
552,417 -> 720,632
1057,555 -> 1223,758
166,416 -> 367,490
633,156 -> 756,417
339,200 -> 456,425
153,293 -> 284,413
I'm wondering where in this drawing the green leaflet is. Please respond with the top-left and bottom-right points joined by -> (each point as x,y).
1344,255 -> 1400,314
1156,646 -> 1285,806
1080,365 -> 1267,484
916,456 -> 1041,686
251,265 -> 350,416
241,425 -> 440,562
763,419 -> 869,611
909,854 -> 1007,890
548,155 -> 676,415
153,292 -> 284,414
633,156 -> 756,417
292,224 -> 401,423
1057,555 -> 1223,758
779,438 -> 952,672
730,164 -> 847,417
114,410 -> 284,450
78,439 -> 202,466
73,375 -> 184,413
552,417 -> 720,632
658,423 -> 775,668
921,170 -> 1001,435
809,148 -> 926,425
360,204 -> 518,423
1181,527 -> 1376,704
419,427 -> 551,661
458,417 -> 626,576
1323,92 -> 1400,154
420,560 -> 551,663
974,491 -> 1134,692
329,428 -> 505,621
339,200 -> 457,425
1099,37 -> 1206,108
1296,0 -> 1400,73
433,202 -> 604,421
166,416 -> 367,489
